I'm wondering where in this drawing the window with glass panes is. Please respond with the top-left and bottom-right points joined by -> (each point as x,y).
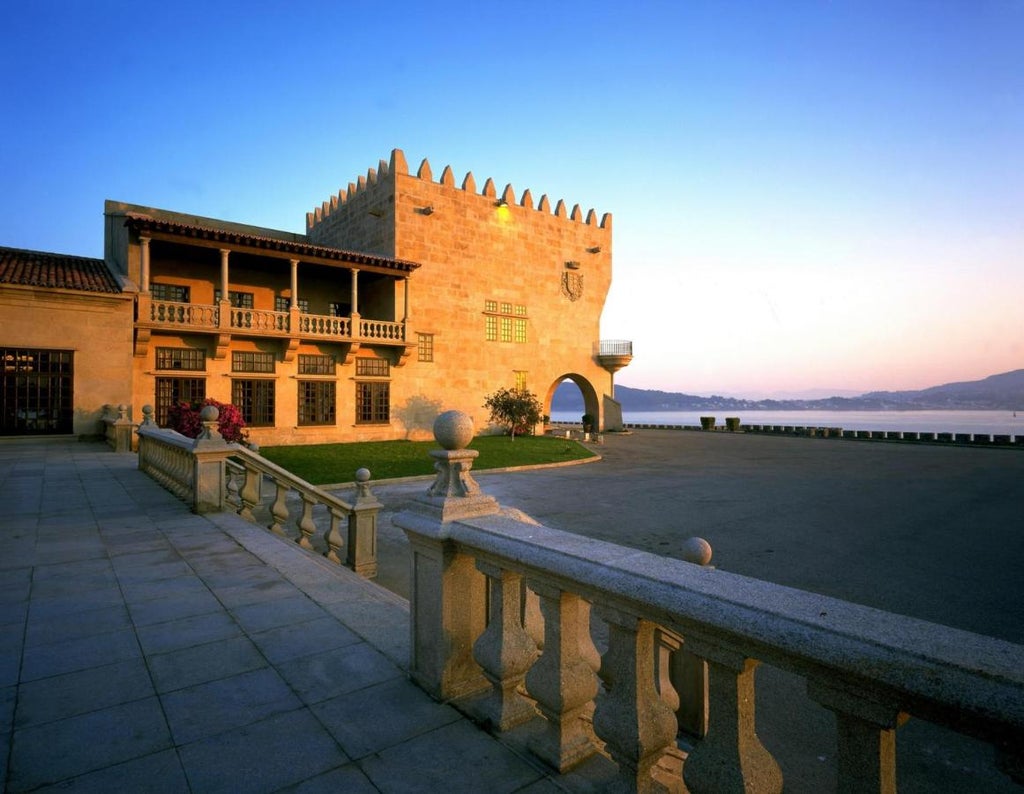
484,300 -> 527,343
232,351 -> 275,373
298,354 -> 335,375
297,381 -> 335,425
213,289 -> 254,308
355,358 -> 389,377
356,382 -> 390,424
155,377 -> 205,427
417,333 -> 434,362
275,296 -> 309,313
150,283 -> 190,302
156,347 -> 205,371
232,379 -> 274,426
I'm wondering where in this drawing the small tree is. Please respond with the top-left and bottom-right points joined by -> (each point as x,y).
483,387 -> 543,439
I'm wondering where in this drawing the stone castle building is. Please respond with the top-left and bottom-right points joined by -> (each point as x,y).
1,149 -> 630,443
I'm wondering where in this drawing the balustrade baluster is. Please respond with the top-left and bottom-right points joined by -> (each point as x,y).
524,581 -> 599,772
324,506 -> 345,564
807,680 -> 907,794
472,562 -> 540,730
296,495 -> 317,550
593,607 -> 685,793
238,462 -> 261,521
680,643 -> 782,794
268,479 -> 289,535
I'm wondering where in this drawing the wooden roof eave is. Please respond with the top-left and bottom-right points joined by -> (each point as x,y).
127,219 -> 420,278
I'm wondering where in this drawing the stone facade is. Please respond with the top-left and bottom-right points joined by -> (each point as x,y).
0,251 -> 134,438
308,150 -> 617,442
2,149 -> 625,444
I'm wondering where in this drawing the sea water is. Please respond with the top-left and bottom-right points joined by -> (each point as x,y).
548,409 -> 1022,437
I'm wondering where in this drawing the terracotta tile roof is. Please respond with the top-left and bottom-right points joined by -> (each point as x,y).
123,213 -> 421,273
0,246 -> 123,294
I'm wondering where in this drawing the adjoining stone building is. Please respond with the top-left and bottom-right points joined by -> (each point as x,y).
1,149 -> 630,443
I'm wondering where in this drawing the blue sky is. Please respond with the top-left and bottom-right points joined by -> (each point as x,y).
2,1 -> 1021,397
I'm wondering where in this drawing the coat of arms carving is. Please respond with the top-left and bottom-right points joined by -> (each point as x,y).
561,272 -> 583,301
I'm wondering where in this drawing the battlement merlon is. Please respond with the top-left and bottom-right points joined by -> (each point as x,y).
306,148 -> 612,234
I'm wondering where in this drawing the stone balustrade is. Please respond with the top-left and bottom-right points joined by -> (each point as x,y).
360,318 -> 406,341
225,446 -> 381,577
100,403 -> 133,452
397,411 -> 1024,793
135,404 -> 380,577
141,297 -> 403,346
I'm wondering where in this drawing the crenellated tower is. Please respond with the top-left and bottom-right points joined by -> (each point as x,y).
307,149 -> 625,433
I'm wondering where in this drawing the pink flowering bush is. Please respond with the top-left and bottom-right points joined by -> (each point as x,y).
168,398 -> 247,443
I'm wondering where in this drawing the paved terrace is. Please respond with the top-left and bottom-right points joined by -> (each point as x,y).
1,431 -> 1022,792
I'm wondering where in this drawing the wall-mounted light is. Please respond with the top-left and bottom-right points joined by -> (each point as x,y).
494,198 -> 508,208
416,206 -> 435,216
565,260 -> 581,270
586,245 -> 602,254
368,208 -> 385,218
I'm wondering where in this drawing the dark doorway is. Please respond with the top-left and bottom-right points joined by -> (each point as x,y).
1,348 -> 74,435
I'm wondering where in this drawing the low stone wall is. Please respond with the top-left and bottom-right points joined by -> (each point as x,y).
400,412 -> 1024,793
606,421 -> 1024,448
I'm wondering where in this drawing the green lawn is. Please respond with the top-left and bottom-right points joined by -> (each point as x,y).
259,434 -> 597,484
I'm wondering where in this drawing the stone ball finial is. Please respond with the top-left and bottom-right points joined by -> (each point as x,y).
355,468 -> 371,483
200,405 -> 219,422
434,410 -> 474,450
681,537 -> 713,567
142,404 -> 154,416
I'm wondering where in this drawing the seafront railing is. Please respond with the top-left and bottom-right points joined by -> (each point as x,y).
579,419 -> 1024,447
397,411 -> 1024,793
135,405 -> 380,577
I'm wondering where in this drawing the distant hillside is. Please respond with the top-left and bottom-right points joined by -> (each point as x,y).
551,369 -> 1024,412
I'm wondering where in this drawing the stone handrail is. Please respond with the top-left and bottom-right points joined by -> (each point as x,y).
149,299 -> 218,328
135,405 -> 380,577
225,445 -> 381,577
360,318 -> 405,341
230,307 -> 290,333
298,312 -> 351,338
101,403 -> 133,452
396,411 -> 1024,793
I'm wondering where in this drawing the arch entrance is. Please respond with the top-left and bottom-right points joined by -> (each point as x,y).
545,374 -> 601,431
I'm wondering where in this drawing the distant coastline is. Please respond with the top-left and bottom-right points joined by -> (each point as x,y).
552,368 -> 1024,413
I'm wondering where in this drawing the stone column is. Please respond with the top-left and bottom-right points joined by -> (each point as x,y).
350,268 -> 361,336
593,605 -> 683,792
218,249 -> 231,331
347,468 -> 381,578
807,681 -> 907,794
190,406 -> 235,514
524,580 -> 599,772
471,562 -> 540,730
139,236 -> 151,292
681,642 -> 782,794
290,258 -> 299,308
394,411 -> 499,701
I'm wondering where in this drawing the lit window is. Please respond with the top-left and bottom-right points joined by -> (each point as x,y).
500,317 -> 513,342
514,371 -> 527,390
484,300 -> 498,313
485,316 -> 498,341
417,333 -> 434,362
514,318 -> 527,343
